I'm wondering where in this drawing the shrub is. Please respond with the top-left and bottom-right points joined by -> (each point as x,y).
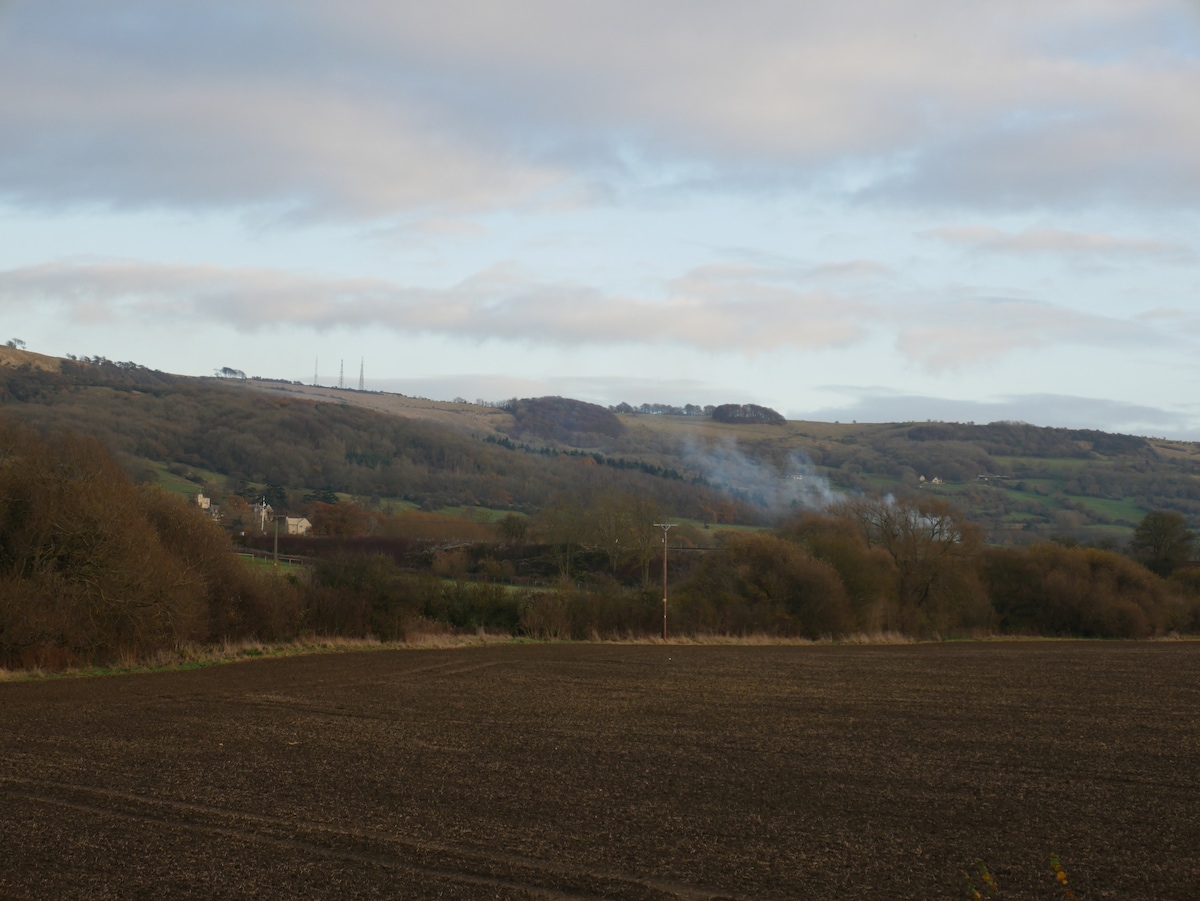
676,533 -> 850,638
980,543 -> 1174,638
0,420 -> 299,667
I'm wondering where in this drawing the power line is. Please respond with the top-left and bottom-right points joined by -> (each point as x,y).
654,522 -> 677,640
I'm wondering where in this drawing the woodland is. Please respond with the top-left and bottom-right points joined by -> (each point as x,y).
3,355 -> 1200,669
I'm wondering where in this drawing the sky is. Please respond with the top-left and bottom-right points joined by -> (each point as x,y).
2,1 -> 1200,437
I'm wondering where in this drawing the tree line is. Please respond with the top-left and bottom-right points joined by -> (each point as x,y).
3,413 -> 1199,671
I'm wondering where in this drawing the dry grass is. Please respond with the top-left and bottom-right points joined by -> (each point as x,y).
563,630 -> 918,646
0,346 -> 62,372
8,629 -> 1174,682
234,379 -> 516,435
0,630 -> 526,681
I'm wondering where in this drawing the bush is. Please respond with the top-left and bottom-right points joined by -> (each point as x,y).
0,420 -> 298,667
980,543 -> 1175,638
677,533 -> 850,638
779,512 -> 898,631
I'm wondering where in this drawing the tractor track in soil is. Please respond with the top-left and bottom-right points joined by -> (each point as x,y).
2,642 -> 1198,899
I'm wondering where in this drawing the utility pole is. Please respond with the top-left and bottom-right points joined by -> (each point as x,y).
654,522 -> 677,641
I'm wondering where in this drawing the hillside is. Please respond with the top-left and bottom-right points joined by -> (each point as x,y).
0,346 -> 61,373
3,351 -> 1200,543
0,357 -> 745,523
620,413 -> 1200,544
239,378 -> 515,436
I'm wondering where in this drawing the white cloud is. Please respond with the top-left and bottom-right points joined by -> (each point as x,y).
2,258 -> 1179,374
0,259 -> 870,353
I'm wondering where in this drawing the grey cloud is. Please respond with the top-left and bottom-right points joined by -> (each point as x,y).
372,374 -> 734,408
0,4 -> 565,218
866,90 -> 1200,209
801,389 -> 1196,438
1,1 -> 1196,217
370,375 -> 551,403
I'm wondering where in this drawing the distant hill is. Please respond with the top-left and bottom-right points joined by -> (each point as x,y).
501,396 -> 625,445
711,403 -> 786,425
621,413 -> 1200,545
0,356 -> 743,522
4,351 -> 1200,542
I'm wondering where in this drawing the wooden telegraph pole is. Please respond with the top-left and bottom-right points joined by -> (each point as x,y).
654,522 -> 676,640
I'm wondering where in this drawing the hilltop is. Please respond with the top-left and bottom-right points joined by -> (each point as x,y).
0,345 -> 61,373
240,378 -> 515,436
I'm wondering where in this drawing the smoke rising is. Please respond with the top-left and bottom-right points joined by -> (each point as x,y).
683,435 -> 843,514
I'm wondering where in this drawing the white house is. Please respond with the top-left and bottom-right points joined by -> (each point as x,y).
284,516 -> 312,536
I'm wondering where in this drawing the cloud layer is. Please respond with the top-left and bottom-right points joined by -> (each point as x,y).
2,1 -> 1197,438
805,389 -> 1193,437
2,1 -> 1197,218
0,258 -> 1170,371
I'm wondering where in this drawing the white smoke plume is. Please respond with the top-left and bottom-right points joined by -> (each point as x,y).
682,436 -> 844,514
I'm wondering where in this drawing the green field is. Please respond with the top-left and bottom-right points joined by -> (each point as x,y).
1064,494 -> 1147,524
237,554 -> 307,576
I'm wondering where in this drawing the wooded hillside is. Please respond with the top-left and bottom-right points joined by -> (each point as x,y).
4,351 -> 1200,544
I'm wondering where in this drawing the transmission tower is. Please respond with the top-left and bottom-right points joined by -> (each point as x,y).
338,359 -> 344,389
358,358 -> 364,391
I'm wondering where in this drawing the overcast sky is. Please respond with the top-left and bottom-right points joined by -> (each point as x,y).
2,1 -> 1199,436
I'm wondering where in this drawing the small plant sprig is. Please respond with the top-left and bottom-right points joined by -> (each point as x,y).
1049,853 -> 1075,899
962,858 -> 1000,899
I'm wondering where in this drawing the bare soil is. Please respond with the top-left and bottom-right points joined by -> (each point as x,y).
2,642 -> 1198,899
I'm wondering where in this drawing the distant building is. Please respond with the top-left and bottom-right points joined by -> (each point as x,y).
284,517 -> 312,536
251,501 -> 274,532
194,493 -> 222,520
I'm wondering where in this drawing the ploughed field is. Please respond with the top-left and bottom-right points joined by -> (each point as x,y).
2,643 -> 1198,900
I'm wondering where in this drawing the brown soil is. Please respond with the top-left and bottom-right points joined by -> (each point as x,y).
2,643 -> 1198,899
